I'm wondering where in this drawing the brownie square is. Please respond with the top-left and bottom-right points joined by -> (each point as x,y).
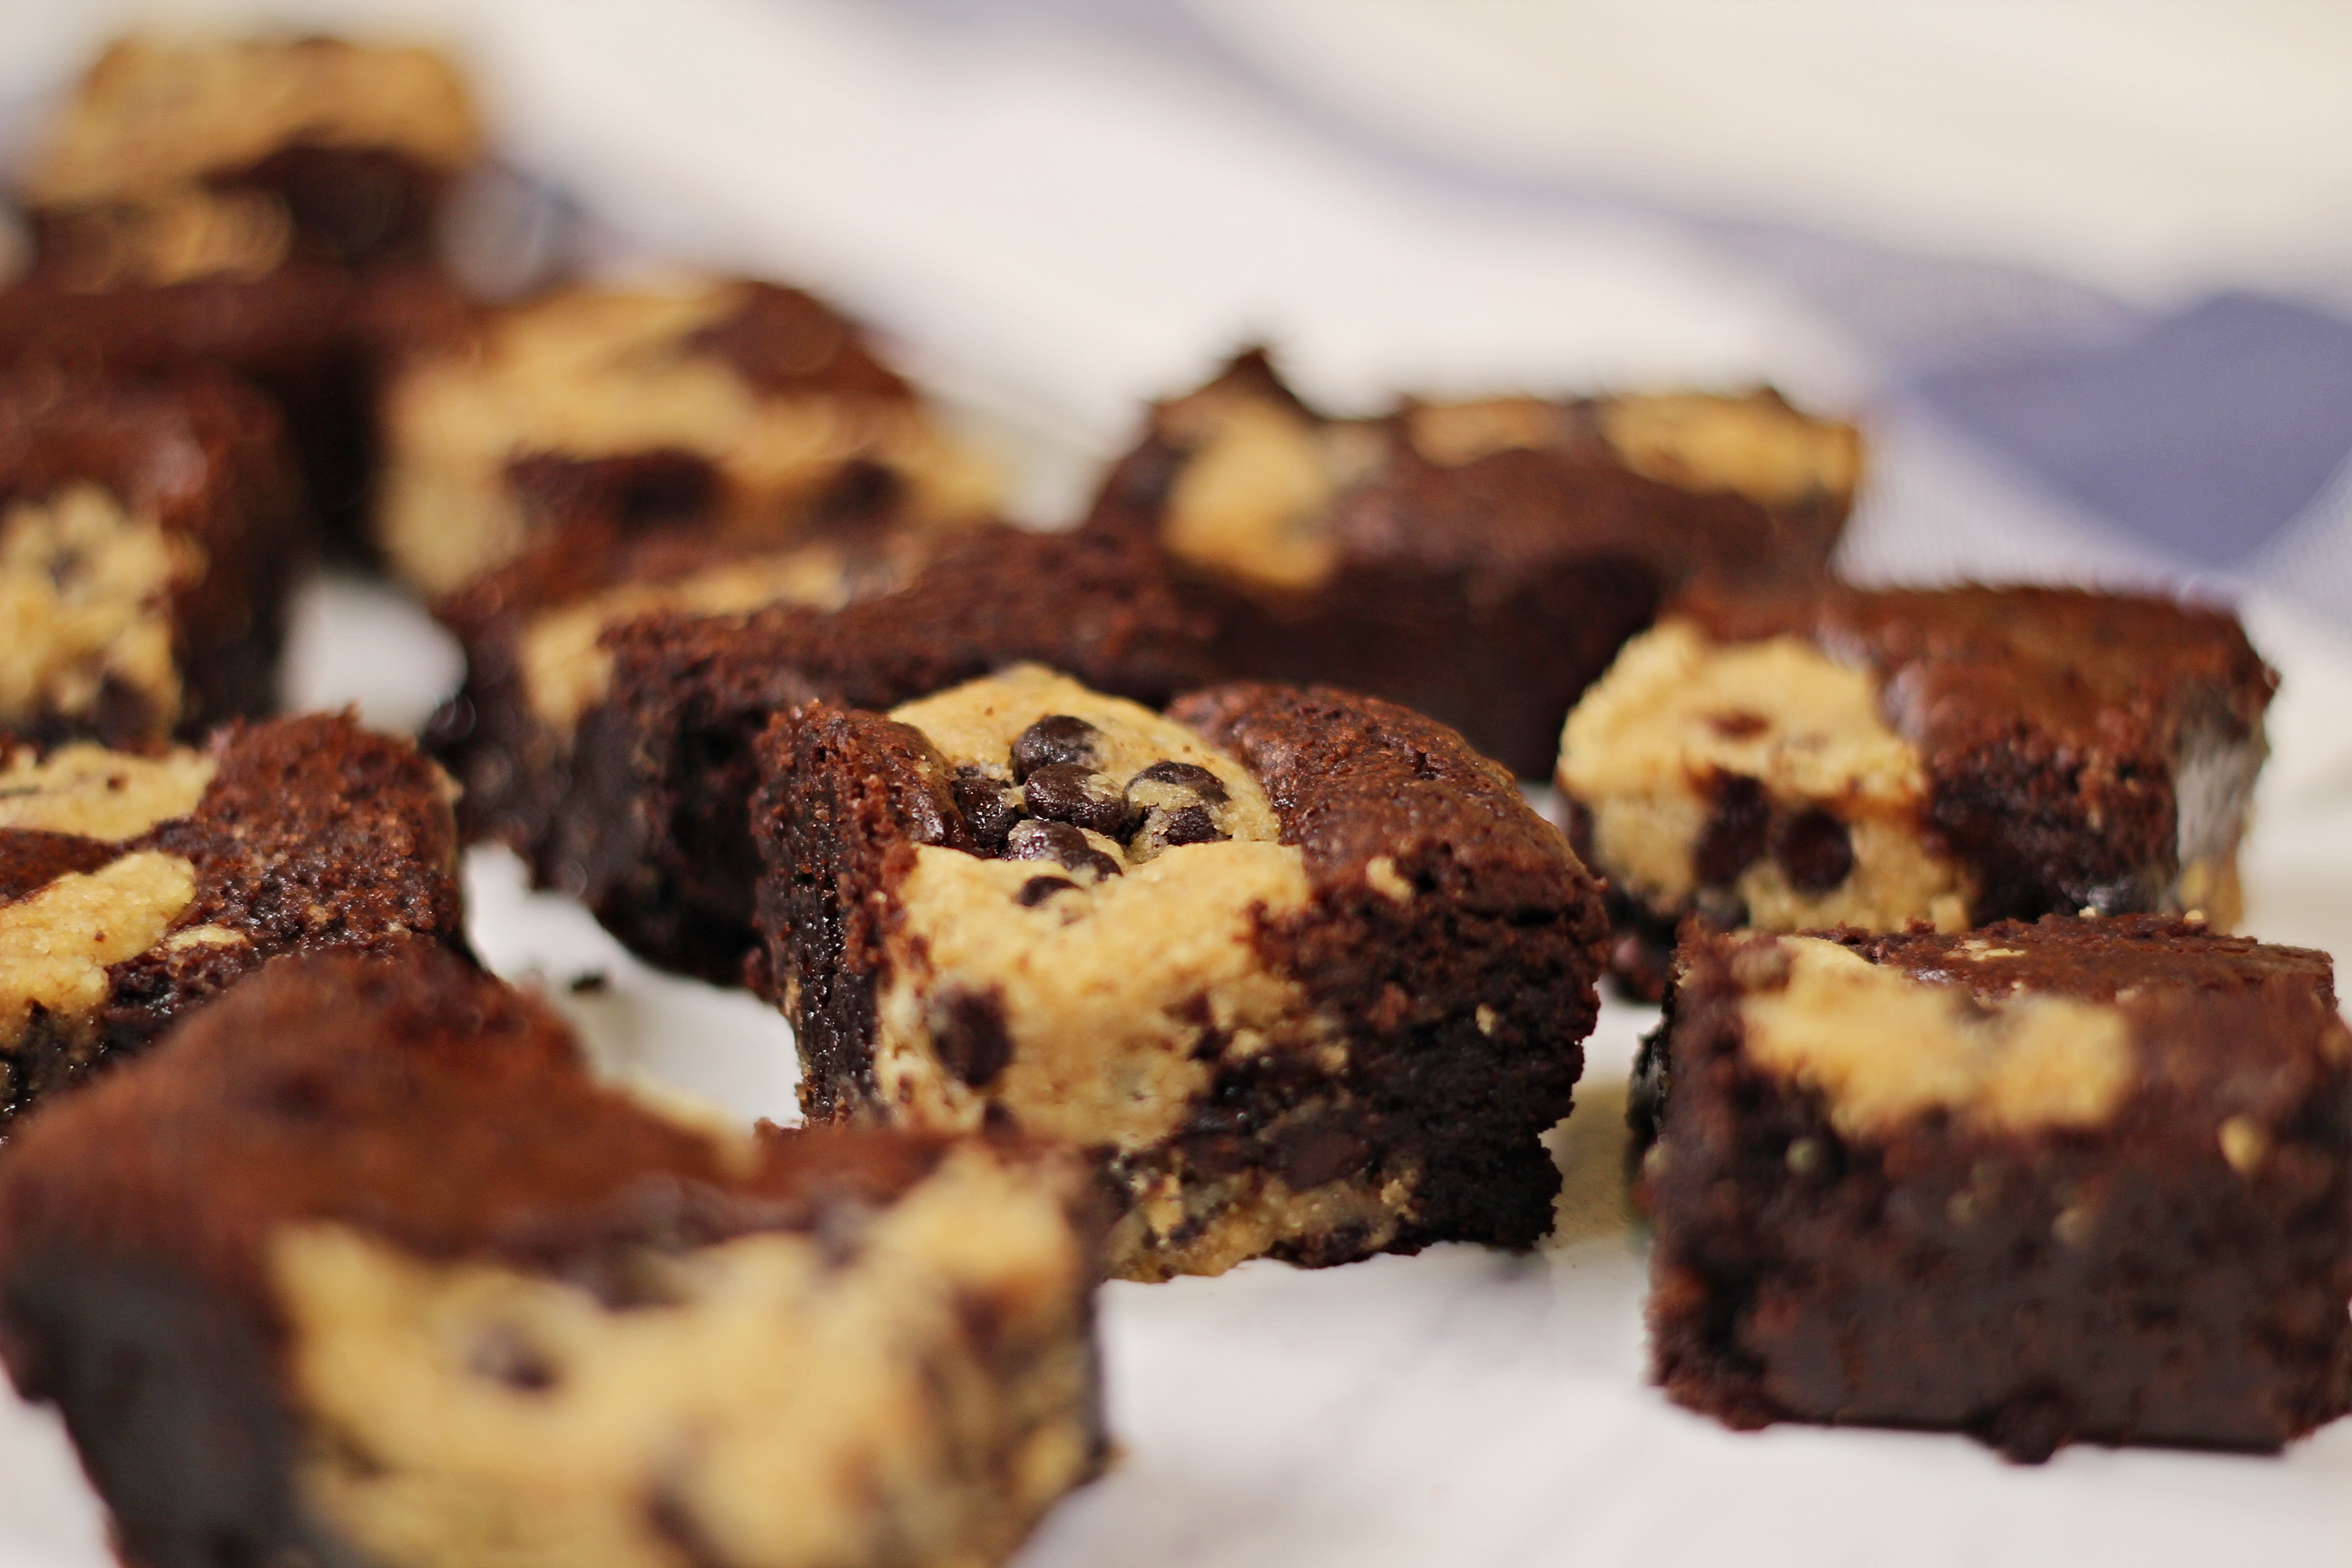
0,945 -> 1104,1568
0,369 -> 307,746
1082,349 -> 1859,775
0,35 -> 489,536
376,279 -> 997,593
0,711 -> 466,1126
1641,917 -> 2352,1460
434,524 -> 1214,984
750,667 -> 1608,1279
1558,584 -> 2278,998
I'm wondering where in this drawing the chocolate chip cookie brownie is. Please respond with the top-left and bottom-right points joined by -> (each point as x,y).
0,368 -> 307,747
0,946 -> 1104,1568
436,524 -> 1211,984
751,667 -> 1608,1279
1558,584 -> 2277,998
0,711 -> 465,1126
376,279 -> 996,593
1083,349 -> 1859,775
0,35 -> 488,535
1639,916 -> 2352,1460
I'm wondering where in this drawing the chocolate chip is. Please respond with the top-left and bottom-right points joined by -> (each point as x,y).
1692,772 -> 1769,887
1023,763 -> 1133,838
468,1323 -> 559,1393
1128,759 -> 1229,805
1274,1121 -> 1372,1191
1707,710 -> 1769,740
1016,875 -> 1077,906
930,985 -> 1013,1087
1774,808 -> 1855,894
951,766 -> 1020,853
1011,714 -> 1102,779
1005,819 -> 1122,881
1131,803 -> 1228,862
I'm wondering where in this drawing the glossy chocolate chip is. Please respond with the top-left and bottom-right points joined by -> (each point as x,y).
951,767 -> 1021,854
930,985 -> 1014,1088
1692,772 -> 1770,887
1023,763 -> 1133,838
1128,759 -> 1229,805
1005,819 -> 1122,881
1774,807 -> 1855,894
1016,875 -> 1078,906
1134,804 -> 1228,860
1010,714 -> 1102,779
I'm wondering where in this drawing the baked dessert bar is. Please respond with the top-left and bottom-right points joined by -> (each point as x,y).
1083,349 -> 1859,776
1558,584 -> 2276,998
751,667 -> 1608,1279
0,945 -> 1104,1568
0,368 -> 307,746
1639,917 -> 2352,1460
0,35 -> 488,533
434,524 -> 1211,983
377,279 -> 996,593
0,712 -> 464,1126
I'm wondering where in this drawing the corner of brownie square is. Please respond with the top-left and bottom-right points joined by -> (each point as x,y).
377,279 -> 997,594
446,523 -> 1213,985
0,711 -> 466,1124
1082,347 -> 1859,775
0,368 -> 309,745
750,664 -> 1609,1279
1642,916 -> 2352,1460
1558,584 -> 2278,997
0,945 -> 1104,1568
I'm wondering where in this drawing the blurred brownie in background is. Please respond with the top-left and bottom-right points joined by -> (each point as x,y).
1556,583 -> 2276,997
0,369 -> 306,747
1083,348 -> 1859,776
750,667 -> 1606,1279
0,35 -> 495,538
0,946 -> 1104,1568
376,279 -> 998,593
0,712 -> 465,1127
1640,917 -> 2352,1460
432,521 -> 1211,983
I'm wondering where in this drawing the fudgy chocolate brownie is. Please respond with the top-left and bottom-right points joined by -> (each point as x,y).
0,946 -> 1104,1568
1558,584 -> 2277,998
0,368 -> 307,746
1083,349 -> 1859,775
0,711 -> 465,1126
0,35 -> 487,534
750,667 -> 1608,1279
434,524 -> 1213,983
1639,917 -> 2352,1461
376,279 -> 996,593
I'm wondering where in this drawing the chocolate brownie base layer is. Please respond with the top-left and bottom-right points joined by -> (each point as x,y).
1560,585 -> 2278,998
377,279 -> 995,593
0,369 -> 308,746
0,711 -> 465,1125
751,668 -> 1606,1279
1641,917 -> 2352,1460
1084,349 -> 1858,776
449,524 -> 1213,984
0,947 -> 1104,1568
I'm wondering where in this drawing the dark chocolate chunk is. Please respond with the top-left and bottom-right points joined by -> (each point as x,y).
1010,715 -> 1102,779
1004,820 -> 1122,882
1155,806 -> 1224,848
1016,876 -> 1078,907
951,767 -> 1022,854
1128,760 -> 1229,806
1692,772 -> 1770,887
1023,764 -> 1133,838
1773,807 -> 1855,894
929,986 -> 1014,1088
0,830 -> 119,906
1274,1119 -> 1372,1191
